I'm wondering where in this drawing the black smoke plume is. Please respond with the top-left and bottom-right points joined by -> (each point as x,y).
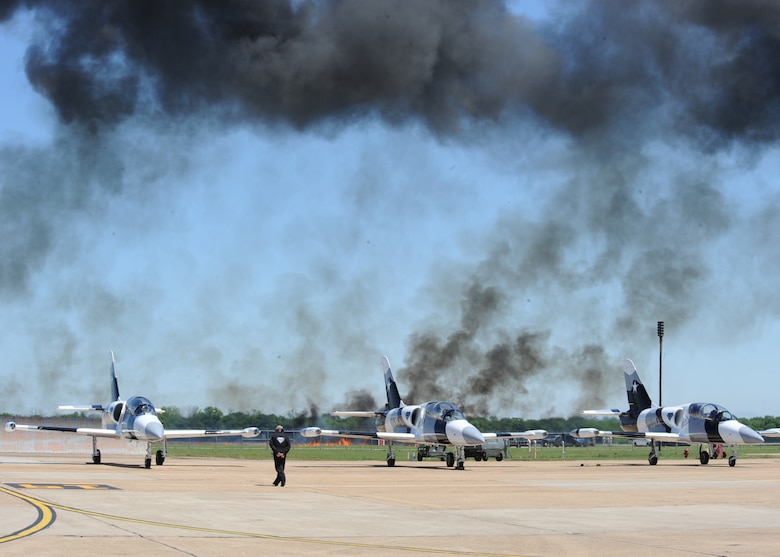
2,0 -> 779,415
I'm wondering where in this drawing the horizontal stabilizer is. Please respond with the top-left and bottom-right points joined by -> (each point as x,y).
58,405 -> 104,412
332,411 -> 385,418
582,409 -> 622,416
759,428 -> 780,437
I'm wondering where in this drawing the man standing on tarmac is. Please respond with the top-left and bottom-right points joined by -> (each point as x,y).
269,425 -> 291,487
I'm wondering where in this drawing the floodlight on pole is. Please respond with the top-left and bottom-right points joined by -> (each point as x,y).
657,321 -> 664,406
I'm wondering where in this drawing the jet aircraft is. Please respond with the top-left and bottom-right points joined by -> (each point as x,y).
571,358 -> 765,466
301,356 -> 548,469
4,352 -> 260,468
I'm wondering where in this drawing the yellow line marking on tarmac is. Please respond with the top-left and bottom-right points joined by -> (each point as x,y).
0,484 -> 525,556
7,483 -> 118,490
0,486 -> 57,543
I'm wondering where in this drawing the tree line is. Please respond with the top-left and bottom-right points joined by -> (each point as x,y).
154,407 -> 780,436
16,406 -> 779,436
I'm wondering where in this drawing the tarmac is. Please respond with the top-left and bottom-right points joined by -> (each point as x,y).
1,453 -> 779,557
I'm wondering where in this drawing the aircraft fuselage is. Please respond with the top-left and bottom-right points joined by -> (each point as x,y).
381,401 -> 485,446
631,402 -> 763,445
102,395 -> 165,442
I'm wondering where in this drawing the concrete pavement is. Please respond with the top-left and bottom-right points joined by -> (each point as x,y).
1,454 -> 779,556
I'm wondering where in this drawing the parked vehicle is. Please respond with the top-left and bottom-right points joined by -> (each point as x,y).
508,438 -> 530,447
544,434 -> 586,448
464,438 -> 506,461
416,444 -> 448,461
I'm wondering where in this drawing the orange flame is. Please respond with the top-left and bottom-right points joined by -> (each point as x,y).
305,438 -> 354,447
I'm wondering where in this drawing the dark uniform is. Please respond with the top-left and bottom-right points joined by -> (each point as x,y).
269,425 -> 291,486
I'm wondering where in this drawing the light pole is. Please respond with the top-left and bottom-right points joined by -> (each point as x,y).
657,321 -> 664,406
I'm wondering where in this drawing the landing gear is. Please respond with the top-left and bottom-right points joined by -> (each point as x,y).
386,442 -> 396,467
699,444 -> 710,465
455,446 -> 466,470
648,440 -> 658,465
91,437 -> 101,464
144,442 -> 153,468
446,452 -> 455,468
728,445 -> 738,467
155,439 -> 168,466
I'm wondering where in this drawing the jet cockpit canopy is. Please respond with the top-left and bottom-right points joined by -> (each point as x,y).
125,396 -> 157,417
426,401 -> 466,422
689,402 -> 734,423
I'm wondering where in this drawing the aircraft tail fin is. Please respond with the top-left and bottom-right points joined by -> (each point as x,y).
110,351 -> 120,402
382,356 -> 403,409
623,358 -> 652,414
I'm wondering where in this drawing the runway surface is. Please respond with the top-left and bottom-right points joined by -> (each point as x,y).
1,453 -> 779,556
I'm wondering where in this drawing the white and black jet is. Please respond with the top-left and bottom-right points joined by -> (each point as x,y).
4,352 -> 259,468
571,358 -> 766,466
301,356 -> 547,469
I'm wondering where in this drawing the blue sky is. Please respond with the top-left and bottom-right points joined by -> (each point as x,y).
1,1 -> 779,420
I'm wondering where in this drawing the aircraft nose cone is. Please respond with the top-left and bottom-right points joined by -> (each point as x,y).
446,420 -> 485,445
139,417 -> 164,441
739,426 -> 764,444
461,425 -> 486,446
718,421 -> 764,445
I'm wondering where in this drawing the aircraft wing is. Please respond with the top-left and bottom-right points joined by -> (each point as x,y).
300,427 -> 417,443
759,428 -> 780,438
571,427 -> 681,442
5,421 -> 122,439
484,430 -> 549,441
377,432 -> 418,442
163,428 -> 260,439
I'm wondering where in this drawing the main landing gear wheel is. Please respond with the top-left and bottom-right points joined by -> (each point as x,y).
156,449 -> 165,466
145,457 -> 152,469
92,449 -> 101,464
446,452 -> 455,468
648,452 -> 658,465
728,455 -> 737,467
495,453 -> 504,462
699,450 -> 710,465
387,458 -> 395,467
